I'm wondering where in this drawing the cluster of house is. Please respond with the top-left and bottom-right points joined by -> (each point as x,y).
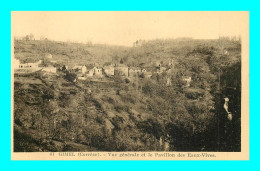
73,62 -> 172,81
75,64 -> 147,80
72,59 -> 192,87
13,54 -> 192,87
13,53 -> 57,76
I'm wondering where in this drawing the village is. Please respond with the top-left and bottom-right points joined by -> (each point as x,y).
13,53 -> 192,88
11,11 -> 243,153
13,52 -> 195,152
12,37 -> 241,152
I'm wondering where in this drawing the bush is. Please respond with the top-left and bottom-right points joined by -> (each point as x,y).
137,119 -> 163,139
125,78 -> 130,83
64,71 -> 77,82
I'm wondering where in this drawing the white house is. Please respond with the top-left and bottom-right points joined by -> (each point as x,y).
94,66 -> 103,76
166,77 -> 172,86
82,65 -> 87,74
129,67 -> 141,77
155,61 -> 162,67
183,76 -> 192,87
14,59 -> 42,73
86,69 -> 94,77
103,65 -> 114,76
141,68 -> 147,73
144,72 -> 152,78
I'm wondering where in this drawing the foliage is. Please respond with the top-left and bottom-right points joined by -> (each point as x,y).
13,38 -> 241,152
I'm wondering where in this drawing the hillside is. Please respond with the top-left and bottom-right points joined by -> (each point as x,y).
14,73 -> 173,151
14,40 -> 129,65
13,38 -> 241,152
14,38 -> 240,67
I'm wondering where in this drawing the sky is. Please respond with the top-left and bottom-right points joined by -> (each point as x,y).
11,11 -> 248,46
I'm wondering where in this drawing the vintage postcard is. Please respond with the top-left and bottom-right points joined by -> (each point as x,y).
11,11 -> 249,160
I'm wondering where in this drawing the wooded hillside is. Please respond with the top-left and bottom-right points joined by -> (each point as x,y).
13,38 -> 241,152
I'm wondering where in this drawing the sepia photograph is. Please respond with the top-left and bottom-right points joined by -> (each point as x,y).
11,11 -> 249,160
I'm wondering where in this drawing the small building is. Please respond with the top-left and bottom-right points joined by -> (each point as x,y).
141,68 -> 147,73
155,61 -> 162,67
18,62 -> 38,69
129,67 -> 141,77
86,69 -> 94,77
103,65 -> 115,76
72,65 -> 88,74
14,59 -> 42,73
141,67 -> 154,78
82,65 -> 87,74
166,77 -> 172,86
144,72 -> 153,79
84,65 -> 95,77
183,76 -> 192,87
93,66 -> 103,76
